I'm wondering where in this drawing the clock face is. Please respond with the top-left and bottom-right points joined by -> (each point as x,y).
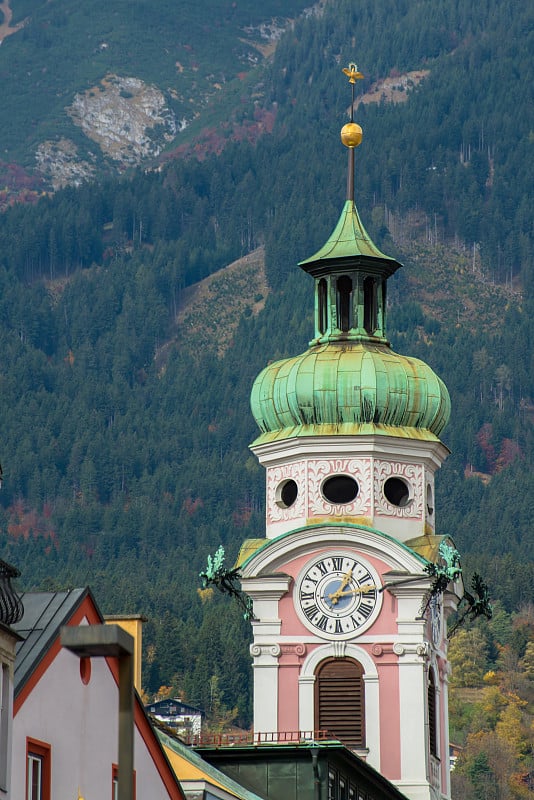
429,594 -> 443,645
295,553 -> 382,639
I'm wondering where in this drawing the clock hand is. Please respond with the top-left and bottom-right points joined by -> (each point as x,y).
327,568 -> 353,605
331,583 -> 377,598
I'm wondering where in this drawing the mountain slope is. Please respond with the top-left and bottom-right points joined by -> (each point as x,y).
0,0 -> 532,724
0,0 -> 312,180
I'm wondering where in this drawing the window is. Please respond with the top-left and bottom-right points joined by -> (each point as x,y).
26,739 -> 51,800
318,278 -> 328,334
426,484 -> 434,516
315,658 -> 365,748
275,479 -> 298,509
428,668 -> 438,758
112,763 -> 136,799
328,768 -> 337,800
327,768 -> 352,800
383,477 -> 411,508
322,475 -> 359,504
0,663 -> 10,790
363,277 -> 377,335
336,276 -> 353,332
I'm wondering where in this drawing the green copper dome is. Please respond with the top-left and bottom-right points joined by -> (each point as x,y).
250,341 -> 450,440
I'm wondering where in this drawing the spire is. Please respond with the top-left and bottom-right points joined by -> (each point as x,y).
341,61 -> 364,202
298,63 -> 401,345
249,62 -> 450,446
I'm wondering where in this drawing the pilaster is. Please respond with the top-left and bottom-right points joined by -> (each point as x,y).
386,575 -> 432,796
250,642 -> 281,734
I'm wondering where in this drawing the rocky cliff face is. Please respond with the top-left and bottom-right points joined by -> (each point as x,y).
35,139 -> 96,190
36,74 -> 178,187
68,74 -> 177,164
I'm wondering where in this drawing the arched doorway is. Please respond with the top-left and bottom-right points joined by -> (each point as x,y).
314,658 -> 365,748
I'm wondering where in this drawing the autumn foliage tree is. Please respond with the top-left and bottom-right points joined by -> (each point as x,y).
450,607 -> 534,800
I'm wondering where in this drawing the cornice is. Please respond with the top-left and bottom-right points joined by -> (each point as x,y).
240,524 -> 427,578
250,433 -> 449,470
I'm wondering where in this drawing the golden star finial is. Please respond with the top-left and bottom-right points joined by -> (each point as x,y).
342,62 -> 364,84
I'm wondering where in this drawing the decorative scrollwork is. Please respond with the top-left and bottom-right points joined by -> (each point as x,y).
199,545 -> 256,621
374,461 -> 423,517
423,540 -> 462,602
448,573 -> 493,637
308,458 -> 371,516
0,560 -> 23,626
421,542 -> 492,636
250,643 -> 281,658
392,642 -> 429,658
416,642 -> 430,658
267,462 -> 306,522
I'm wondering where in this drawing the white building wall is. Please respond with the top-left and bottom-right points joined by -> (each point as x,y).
11,645 -> 175,799
0,629 -> 18,800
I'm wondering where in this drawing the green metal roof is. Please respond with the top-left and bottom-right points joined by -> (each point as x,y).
157,729 -> 267,800
299,200 -> 398,267
250,341 -> 450,439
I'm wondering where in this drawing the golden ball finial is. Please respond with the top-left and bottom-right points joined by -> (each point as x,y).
341,122 -> 363,148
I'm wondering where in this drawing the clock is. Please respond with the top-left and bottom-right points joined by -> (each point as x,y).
295,553 -> 382,639
429,594 -> 443,645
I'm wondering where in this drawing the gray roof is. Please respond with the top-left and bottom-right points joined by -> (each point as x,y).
12,588 -> 92,696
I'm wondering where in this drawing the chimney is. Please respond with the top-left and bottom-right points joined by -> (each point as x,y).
104,614 -> 146,693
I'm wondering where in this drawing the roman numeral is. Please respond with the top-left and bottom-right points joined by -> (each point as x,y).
331,557 -> 343,571
315,560 -> 328,576
304,604 -> 319,620
300,591 -> 315,602
358,601 -> 374,619
334,619 -> 343,634
315,615 -> 329,632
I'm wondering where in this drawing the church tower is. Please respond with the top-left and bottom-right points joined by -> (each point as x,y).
238,65 -> 463,800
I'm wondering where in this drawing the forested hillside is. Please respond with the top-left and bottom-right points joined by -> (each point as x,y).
0,0 -> 311,176
0,0 -> 532,779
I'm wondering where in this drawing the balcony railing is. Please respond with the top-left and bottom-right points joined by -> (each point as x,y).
189,730 -> 334,748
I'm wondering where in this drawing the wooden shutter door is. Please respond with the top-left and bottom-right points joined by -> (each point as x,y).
315,658 -> 365,748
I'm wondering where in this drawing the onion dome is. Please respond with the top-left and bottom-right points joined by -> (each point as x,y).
250,341 -> 450,439
250,64 -> 450,443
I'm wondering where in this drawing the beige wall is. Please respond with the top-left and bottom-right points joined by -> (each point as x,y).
105,615 -> 144,692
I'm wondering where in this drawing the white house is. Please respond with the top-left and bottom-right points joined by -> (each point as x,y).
11,586 -> 185,800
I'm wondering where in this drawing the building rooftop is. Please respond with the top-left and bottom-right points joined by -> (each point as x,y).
12,587 -> 90,695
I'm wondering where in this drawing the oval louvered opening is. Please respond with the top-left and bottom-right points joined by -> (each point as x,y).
315,658 -> 365,748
